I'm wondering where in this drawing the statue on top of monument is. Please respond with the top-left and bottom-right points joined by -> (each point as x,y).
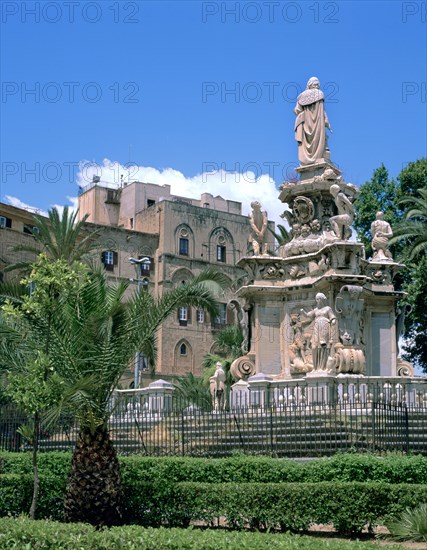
249,201 -> 269,255
329,184 -> 354,240
370,212 -> 394,262
294,77 -> 332,166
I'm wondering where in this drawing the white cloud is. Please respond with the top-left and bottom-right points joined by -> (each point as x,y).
76,159 -> 285,226
4,195 -> 48,217
51,196 -> 79,216
5,195 -> 78,218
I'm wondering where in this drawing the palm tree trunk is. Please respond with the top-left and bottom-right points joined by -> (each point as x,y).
64,426 -> 124,526
29,412 -> 40,520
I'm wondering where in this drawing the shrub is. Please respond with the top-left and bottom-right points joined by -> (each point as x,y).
2,452 -> 426,484
0,474 -> 65,520
386,502 -> 427,542
3,473 -> 427,534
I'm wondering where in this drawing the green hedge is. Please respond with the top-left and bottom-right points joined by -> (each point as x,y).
0,474 -> 65,520
2,474 -> 426,534
124,481 -> 427,534
1,452 -> 427,484
0,517 -> 396,550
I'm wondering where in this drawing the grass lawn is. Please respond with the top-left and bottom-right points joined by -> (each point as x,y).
0,517 -> 413,549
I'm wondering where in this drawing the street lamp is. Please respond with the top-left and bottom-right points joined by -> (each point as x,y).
129,257 -> 151,388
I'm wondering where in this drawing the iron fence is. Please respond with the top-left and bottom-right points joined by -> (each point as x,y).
1,397 -> 426,457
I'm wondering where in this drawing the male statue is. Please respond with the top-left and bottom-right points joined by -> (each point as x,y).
329,184 -> 354,240
249,201 -> 268,255
371,211 -> 393,261
294,77 -> 332,165
210,361 -> 226,412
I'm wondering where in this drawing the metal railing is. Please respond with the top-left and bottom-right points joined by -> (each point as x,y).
1,396 -> 426,457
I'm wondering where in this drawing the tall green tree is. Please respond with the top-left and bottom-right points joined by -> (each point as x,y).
353,164 -> 401,257
354,159 -> 427,372
1,266 -> 226,526
0,255 -> 88,519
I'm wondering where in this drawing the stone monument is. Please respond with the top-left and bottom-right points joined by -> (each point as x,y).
231,76 -> 413,398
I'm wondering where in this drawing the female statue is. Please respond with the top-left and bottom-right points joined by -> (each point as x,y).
301,293 -> 338,371
294,77 -> 332,165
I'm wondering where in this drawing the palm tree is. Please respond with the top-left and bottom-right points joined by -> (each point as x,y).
268,223 -> 291,255
4,206 -> 99,273
391,188 -> 427,261
1,267 -> 226,526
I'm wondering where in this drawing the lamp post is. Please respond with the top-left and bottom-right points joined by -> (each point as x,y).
129,257 -> 151,388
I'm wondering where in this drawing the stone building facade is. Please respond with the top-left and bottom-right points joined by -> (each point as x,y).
0,180 -> 274,385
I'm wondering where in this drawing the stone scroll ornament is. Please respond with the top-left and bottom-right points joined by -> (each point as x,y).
230,356 -> 256,382
333,285 -> 366,374
294,76 -> 332,165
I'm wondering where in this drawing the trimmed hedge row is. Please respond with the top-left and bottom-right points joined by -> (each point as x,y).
125,481 -> 427,534
0,517 -> 393,550
1,474 -> 427,534
1,451 -> 427,484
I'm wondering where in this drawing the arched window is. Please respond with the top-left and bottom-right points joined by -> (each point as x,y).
175,224 -> 194,257
209,227 -> 235,264
180,343 -> 187,356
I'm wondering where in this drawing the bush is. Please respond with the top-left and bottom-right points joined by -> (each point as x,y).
125,481 -> 427,534
2,473 -> 427,534
2,452 -> 426,484
0,451 -> 71,477
0,474 -> 65,520
0,516 -> 401,549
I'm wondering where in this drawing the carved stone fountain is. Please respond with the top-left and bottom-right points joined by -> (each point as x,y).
229,76 -> 418,406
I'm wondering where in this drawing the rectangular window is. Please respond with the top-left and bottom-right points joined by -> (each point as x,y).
178,306 -> 188,326
102,250 -> 117,272
139,256 -> 152,273
217,245 -> 226,262
147,199 -> 155,208
220,303 -> 227,324
179,238 -> 189,256
197,308 -> 204,323
23,224 -> 39,236
214,303 -> 227,325
0,216 -> 12,229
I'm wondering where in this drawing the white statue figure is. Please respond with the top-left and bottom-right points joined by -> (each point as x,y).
294,77 -> 332,166
301,293 -> 338,372
249,201 -> 268,255
329,184 -> 354,240
210,361 -> 226,411
371,211 -> 393,262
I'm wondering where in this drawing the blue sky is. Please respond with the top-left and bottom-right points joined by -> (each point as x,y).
1,0 -> 426,222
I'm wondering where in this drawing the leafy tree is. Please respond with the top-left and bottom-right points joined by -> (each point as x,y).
354,159 -> 427,372
398,158 -> 427,196
353,164 -> 401,257
400,257 -> 427,371
0,255 -> 87,519
1,266 -> 226,526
